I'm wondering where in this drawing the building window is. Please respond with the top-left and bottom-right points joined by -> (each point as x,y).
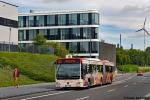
69,42 -> 77,53
80,13 -> 88,25
91,42 -> 98,53
29,30 -> 36,40
58,14 -> 66,26
92,27 -> 98,39
83,28 -> 91,39
92,13 -> 99,25
36,16 -> 44,26
80,42 -> 89,53
25,16 -> 29,27
49,29 -> 58,40
0,17 -> 18,28
18,16 -> 23,27
69,14 -> 77,25
39,29 -> 47,37
18,30 -> 24,41
72,28 -> 80,39
47,15 -> 55,26
60,29 -> 69,40
29,16 -> 34,27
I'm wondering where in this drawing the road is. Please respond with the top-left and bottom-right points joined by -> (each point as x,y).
4,73 -> 150,100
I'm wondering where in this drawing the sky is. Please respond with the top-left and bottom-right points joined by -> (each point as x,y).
2,0 -> 150,50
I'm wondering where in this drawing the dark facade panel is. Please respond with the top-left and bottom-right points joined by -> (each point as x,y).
99,42 -> 116,65
18,27 -> 98,41
0,17 -> 18,28
18,12 -> 99,27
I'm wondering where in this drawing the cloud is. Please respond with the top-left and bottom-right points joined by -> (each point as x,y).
39,0 -> 94,3
120,5 -> 150,16
39,0 -> 72,3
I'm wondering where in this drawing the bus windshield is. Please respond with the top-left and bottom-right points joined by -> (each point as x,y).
56,64 -> 80,79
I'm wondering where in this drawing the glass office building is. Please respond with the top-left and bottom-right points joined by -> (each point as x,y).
18,10 -> 100,58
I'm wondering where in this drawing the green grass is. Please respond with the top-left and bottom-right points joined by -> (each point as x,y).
138,67 -> 150,72
117,65 -> 139,73
0,52 -> 57,87
0,67 -> 42,87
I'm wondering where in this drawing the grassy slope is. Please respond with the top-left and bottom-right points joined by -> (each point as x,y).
0,52 -> 57,87
0,67 -> 42,87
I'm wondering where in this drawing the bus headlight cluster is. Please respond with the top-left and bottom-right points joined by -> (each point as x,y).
76,82 -> 81,87
56,82 -> 61,87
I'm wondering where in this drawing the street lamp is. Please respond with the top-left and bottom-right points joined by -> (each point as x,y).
8,27 -> 11,52
89,28 -> 94,58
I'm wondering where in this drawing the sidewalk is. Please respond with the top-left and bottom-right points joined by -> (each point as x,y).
0,82 -> 55,99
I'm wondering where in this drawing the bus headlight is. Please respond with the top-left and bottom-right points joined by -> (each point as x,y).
56,82 -> 61,87
76,82 -> 81,86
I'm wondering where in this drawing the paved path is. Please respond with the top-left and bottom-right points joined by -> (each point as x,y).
0,83 -> 55,99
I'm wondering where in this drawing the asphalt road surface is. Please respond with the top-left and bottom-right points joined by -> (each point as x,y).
4,73 -> 150,100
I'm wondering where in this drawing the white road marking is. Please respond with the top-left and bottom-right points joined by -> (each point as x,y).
107,89 -> 116,92
21,91 -> 70,100
139,93 -> 150,100
76,96 -> 89,100
145,93 -> 150,97
124,85 -> 128,87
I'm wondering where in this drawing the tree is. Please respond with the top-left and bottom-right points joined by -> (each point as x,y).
33,34 -> 46,45
46,42 -> 68,57
33,34 -> 47,53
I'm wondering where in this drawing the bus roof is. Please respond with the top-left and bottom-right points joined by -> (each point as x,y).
56,58 -> 114,66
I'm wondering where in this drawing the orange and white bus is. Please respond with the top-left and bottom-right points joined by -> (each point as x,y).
55,58 -> 115,88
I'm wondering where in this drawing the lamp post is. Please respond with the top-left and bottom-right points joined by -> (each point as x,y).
8,27 -> 11,52
89,28 -> 94,58
89,28 -> 91,58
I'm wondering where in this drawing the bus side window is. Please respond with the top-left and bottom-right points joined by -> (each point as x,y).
97,65 -> 101,72
81,64 -> 87,78
94,65 -> 97,73
101,66 -> 103,72
110,66 -> 113,72
106,66 -> 109,72
88,65 -> 93,73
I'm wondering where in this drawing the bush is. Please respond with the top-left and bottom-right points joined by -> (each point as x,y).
117,65 -> 138,73
138,67 -> 150,72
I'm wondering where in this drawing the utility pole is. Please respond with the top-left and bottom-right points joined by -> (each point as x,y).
144,31 -> 145,51
8,27 -> 11,52
89,28 -> 93,58
120,34 -> 122,48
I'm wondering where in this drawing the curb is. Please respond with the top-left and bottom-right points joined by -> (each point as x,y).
0,88 -> 54,99
0,83 -> 55,99
0,82 -> 55,89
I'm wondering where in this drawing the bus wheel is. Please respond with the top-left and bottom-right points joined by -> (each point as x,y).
100,78 -> 103,86
87,78 -> 91,88
102,79 -> 106,85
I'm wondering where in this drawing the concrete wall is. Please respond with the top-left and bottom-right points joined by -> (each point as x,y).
0,25 -> 18,44
0,1 -> 18,44
0,1 -> 18,20
99,42 -> 116,65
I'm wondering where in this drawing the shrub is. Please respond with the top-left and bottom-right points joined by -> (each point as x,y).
117,65 -> 138,73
